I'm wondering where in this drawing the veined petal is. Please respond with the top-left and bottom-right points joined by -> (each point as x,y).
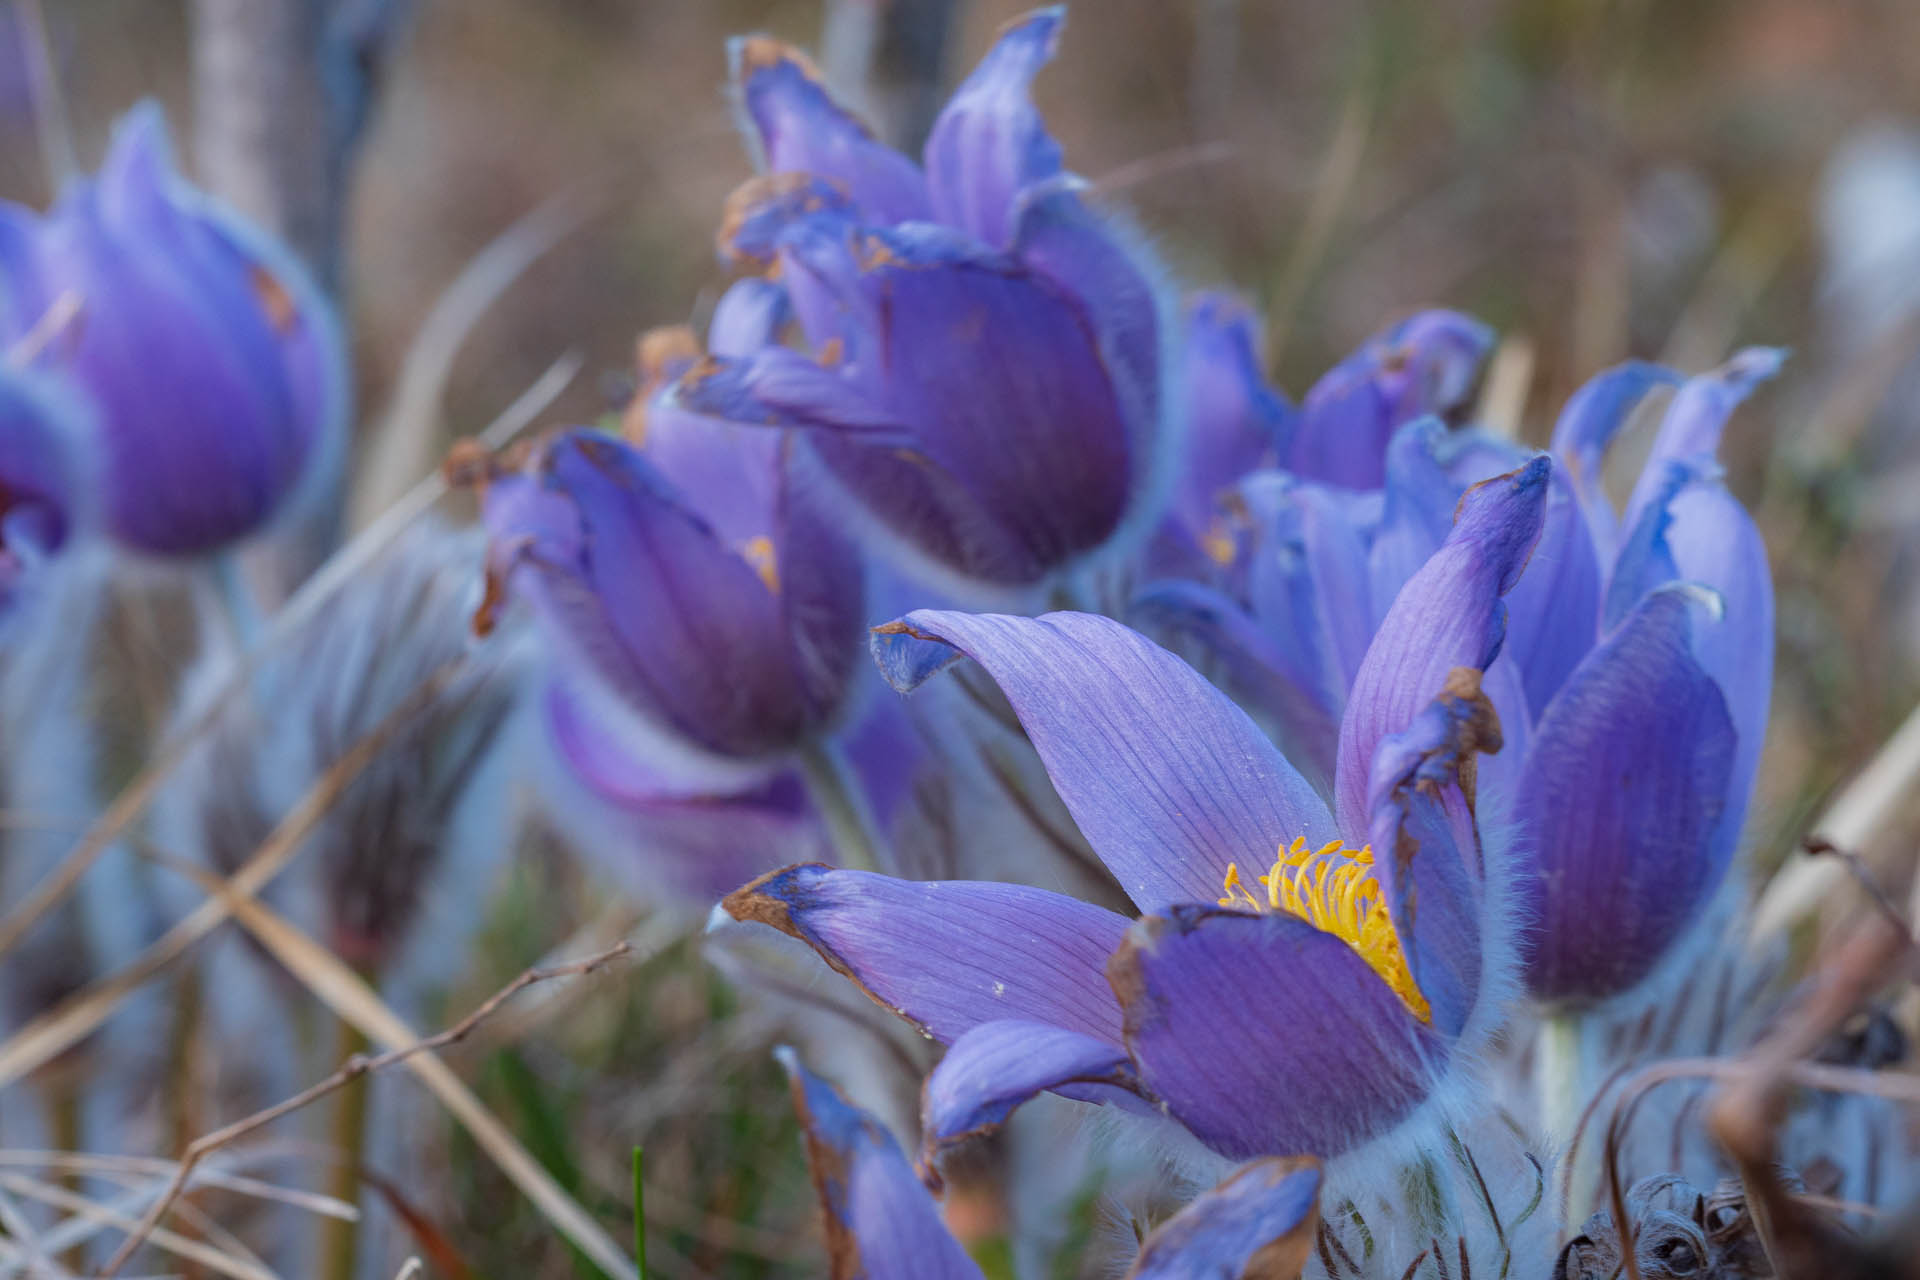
722,864 -> 1132,1044
778,1049 -> 984,1280
1334,458 -> 1548,835
1109,905 -> 1444,1161
1363,672 -> 1502,1038
921,1019 -> 1141,1172
923,6 -> 1066,250
664,348 -> 912,444
1289,310 -> 1493,490
1504,459 -> 1603,715
1514,588 -> 1735,1004
1127,580 -> 1340,790
729,38 -> 931,225
1547,361 -> 1679,560
1124,1157 -> 1322,1280
872,610 -> 1337,913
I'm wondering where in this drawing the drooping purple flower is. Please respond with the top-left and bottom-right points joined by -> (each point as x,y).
1286,309 -> 1493,490
477,395 -> 864,776
778,1048 -> 1322,1280
723,462 -> 1547,1166
0,103 -> 346,557
0,367 -> 90,635
664,9 -> 1170,598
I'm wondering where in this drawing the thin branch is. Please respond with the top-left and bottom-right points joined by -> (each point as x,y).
97,942 -> 634,1278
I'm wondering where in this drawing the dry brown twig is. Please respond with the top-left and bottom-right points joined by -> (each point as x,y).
96,941 -> 635,1279
1572,914 -> 1917,1280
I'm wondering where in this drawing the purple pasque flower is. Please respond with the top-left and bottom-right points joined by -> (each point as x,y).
476,415 -> 864,776
0,103 -> 346,558
0,367 -> 90,634
662,8 -> 1170,598
480,275 -> 864,778
1286,309 -> 1493,490
722,461 -> 1547,1166
778,1048 -> 1323,1280
1147,352 -> 1777,1009
1147,293 -> 1291,581
1502,350 -> 1779,1006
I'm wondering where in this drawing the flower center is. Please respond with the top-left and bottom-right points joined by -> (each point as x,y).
1218,837 -> 1431,1024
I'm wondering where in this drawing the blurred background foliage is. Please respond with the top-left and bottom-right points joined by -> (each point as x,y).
8,1 -> 1920,1275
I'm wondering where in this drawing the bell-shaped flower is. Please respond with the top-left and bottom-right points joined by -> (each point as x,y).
664,8 -> 1171,599
1286,309 -> 1492,490
1504,351 -> 1778,1006
0,104 -> 346,557
721,461 -> 1547,1167
0,366 -> 90,637
478,286 -> 866,782
778,1048 -> 1323,1280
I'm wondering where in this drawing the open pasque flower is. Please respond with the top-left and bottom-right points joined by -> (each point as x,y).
779,1048 -> 1323,1279
1143,351 -> 1775,1009
664,8 -> 1170,597
0,104 -> 345,557
724,461 -> 1547,1166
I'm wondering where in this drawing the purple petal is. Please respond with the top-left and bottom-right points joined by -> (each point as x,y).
665,347 -> 912,445
1124,1157 -> 1322,1280
705,275 -> 792,358
922,7 -> 1066,249
0,368 -> 90,627
1504,460 -> 1603,715
1514,587 -> 1735,1004
1665,482 -> 1772,871
483,431 -> 825,760
1241,475 -> 1376,696
1547,361 -> 1679,559
1366,418 -> 1461,629
721,864 -> 1131,1044
921,1019 -> 1141,1170
1363,674 -> 1503,1037
872,610 -> 1336,912
1127,580 -> 1341,790
1110,905 -> 1444,1161
777,1049 -> 983,1280
543,679 -> 822,902
1171,293 -> 1289,544
1289,310 -> 1493,490
1620,348 -> 1783,537
1333,458 -> 1549,835
729,38 -> 932,225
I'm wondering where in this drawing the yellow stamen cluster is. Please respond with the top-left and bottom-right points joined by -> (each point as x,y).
1219,837 -> 1431,1024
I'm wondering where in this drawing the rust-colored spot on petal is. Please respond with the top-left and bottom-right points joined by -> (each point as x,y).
816,336 -> 845,368
442,437 -> 503,492
784,1070 -> 867,1280
737,34 -> 823,83
248,264 -> 298,335
719,171 -> 834,264
1431,666 -> 1502,810
625,326 -> 704,444
855,233 -> 901,271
